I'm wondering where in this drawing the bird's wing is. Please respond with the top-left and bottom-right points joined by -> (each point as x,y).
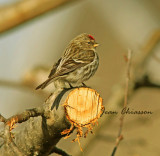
50,50 -> 95,79
48,58 -> 62,78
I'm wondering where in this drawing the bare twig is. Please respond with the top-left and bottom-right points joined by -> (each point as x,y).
0,79 -> 47,98
134,75 -> 160,89
0,79 -> 32,90
5,107 -> 45,132
110,50 -> 132,156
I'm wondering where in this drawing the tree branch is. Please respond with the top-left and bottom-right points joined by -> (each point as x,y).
134,75 -> 160,89
0,0 -> 79,33
0,87 -> 104,155
0,79 -> 31,90
110,50 -> 132,156
0,88 -> 71,155
0,79 -> 47,98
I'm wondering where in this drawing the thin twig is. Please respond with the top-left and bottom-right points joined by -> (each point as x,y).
110,50 -> 132,156
0,79 -> 46,97
5,107 -> 44,129
0,79 -> 34,91
134,75 -> 160,90
0,79 -> 32,91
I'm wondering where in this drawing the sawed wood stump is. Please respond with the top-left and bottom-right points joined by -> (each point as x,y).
61,87 -> 104,150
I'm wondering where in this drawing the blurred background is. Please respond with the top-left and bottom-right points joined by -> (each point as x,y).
0,0 -> 160,156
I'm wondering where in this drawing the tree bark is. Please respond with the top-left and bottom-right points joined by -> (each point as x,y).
0,87 -> 104,155
0,89 -> 71,156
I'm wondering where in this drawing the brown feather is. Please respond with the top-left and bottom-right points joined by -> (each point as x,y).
35,78 -> 52,90
49,50 -> 95,78
48,58 -> 61,78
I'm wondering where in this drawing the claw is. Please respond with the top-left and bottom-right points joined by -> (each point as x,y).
69,83 -> 73,88
82,82 -> 87,87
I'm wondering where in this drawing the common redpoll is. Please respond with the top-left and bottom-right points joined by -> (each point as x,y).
36,33 -> 99,90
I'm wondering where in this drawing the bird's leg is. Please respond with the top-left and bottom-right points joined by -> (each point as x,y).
82,82 -> 87,87
69,83 -> 73,88
81,82 -> 91,88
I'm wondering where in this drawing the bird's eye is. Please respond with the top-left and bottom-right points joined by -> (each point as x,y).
88,42 -> 91,44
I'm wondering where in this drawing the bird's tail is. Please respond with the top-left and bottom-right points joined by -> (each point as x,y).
35,78 -> 52,90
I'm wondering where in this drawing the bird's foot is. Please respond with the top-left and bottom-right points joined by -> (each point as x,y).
82,83 -> 90,88
69,83 -> 73,88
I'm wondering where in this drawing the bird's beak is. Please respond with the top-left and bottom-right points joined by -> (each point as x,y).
93,43 -> 99,47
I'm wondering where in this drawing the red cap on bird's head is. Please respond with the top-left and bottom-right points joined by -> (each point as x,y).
88,34 -> 95,40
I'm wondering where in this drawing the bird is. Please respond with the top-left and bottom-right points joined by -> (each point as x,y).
36,33 -> 99,90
